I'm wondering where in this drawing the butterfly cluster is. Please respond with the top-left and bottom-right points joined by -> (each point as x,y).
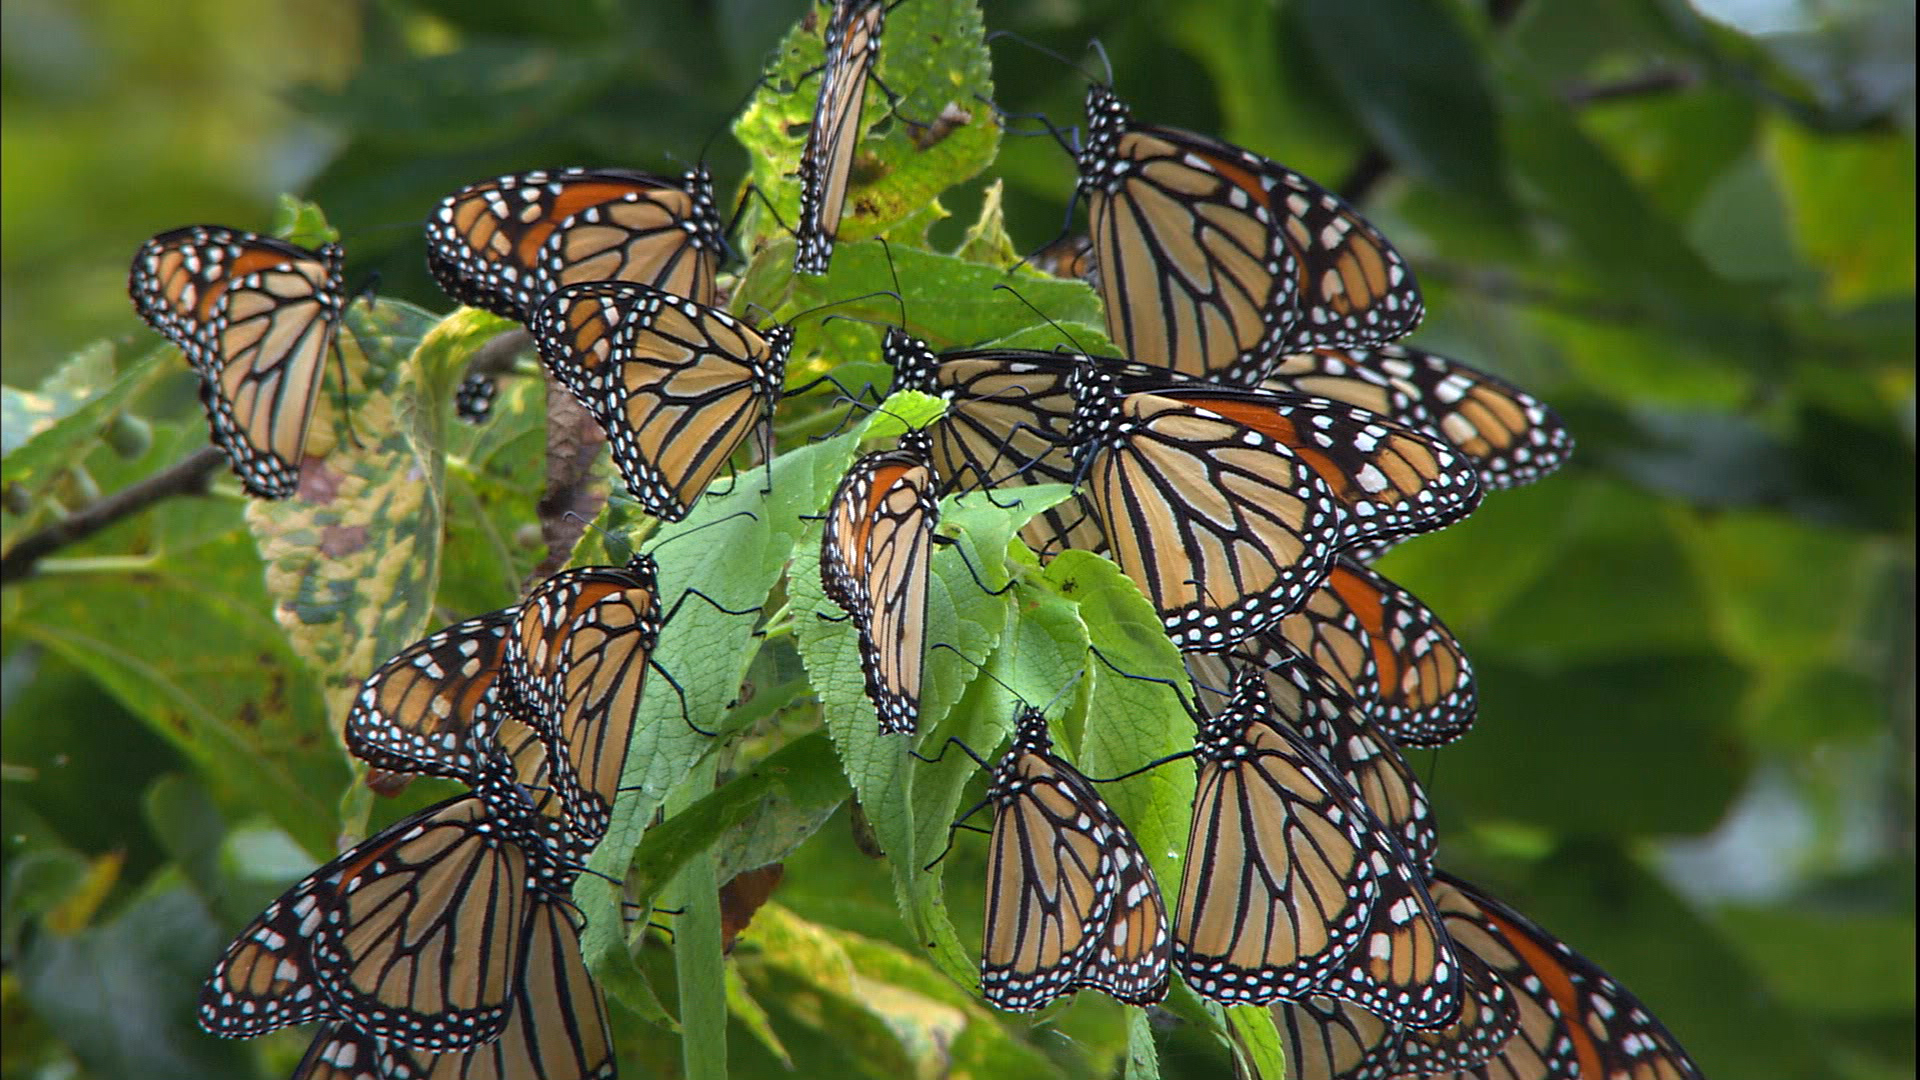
126,3 -> 1698,1079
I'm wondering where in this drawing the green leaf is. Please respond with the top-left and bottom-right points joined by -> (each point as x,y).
1717,903 -> 1915,1017
669,846 -> 728,1080
1766,118 -> 1917,308
625,731 -> 846,902
790,467 -> 1071,997
735,236 -> 1107,376
246,298 -> 446,742
1227,1004 -> 1288,1080
1124,1007 -> 1162,1080
292,42 -> 626,151
578,423 -> 871,969
10,531 -> 344,851
1442,654 -> 1747,836
732,0 -> 998,258
17,881 -> 251,1080
1053,551 -> 1195,925
954,179 -> 1021,268
2,345 -> 167,491
1295,0 -> 1515,214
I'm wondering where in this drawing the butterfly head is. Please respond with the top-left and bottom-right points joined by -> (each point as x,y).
1077,83 -> 1131,191
1064,361 -> 1125,449
882,327 -> 939,394
988,707 -> 1056,800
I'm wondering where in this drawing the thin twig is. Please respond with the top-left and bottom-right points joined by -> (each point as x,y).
1337,147 -> 1394,206
1,446 -> 226,584
464,329 -> 533,380
1563,67 -> 1699,106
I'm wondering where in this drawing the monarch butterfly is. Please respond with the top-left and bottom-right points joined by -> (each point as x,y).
1263,345 -> 1574,492
878,329 -> 1187,558
291,897 -> 615,1080
1186,640 -> 1434,873
882,330 -> 1130,493
507,553 -> 663,847
128,226 -> 347,499
344,609 -> 525,786
962,704 -> 1170,1011
199,794 -> 543,1050
1174,663 -> 1460,1026
1276,872 -> 1703,1079
1076,84 -> 1422,383
793,0 -> 889,275
425,166 -> 725,322
529,282 -> 792,521
341,607 -> 594,873
1432,871 -> 1703,1079
820,430 -> 939,734
1273,558 -> 1476,748
1027,233 -> 1570,493
1064,365 -> 1481,649
1271,874 -> 1522,1079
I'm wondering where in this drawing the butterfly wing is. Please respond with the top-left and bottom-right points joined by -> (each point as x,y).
1429,871 -> 1705,1080
1264,345 -> 1573,491
980,710 -> 1170,1010
1174,674 -> 1382,1003
1151,386 -> 1483,546
1278,559 -> 1476,747
1070,381 -> 1346,648
288,898 -> 615,1080
1079,85 -> 1422,383
531,283 -> 789,521
794,0 -> 887,275
510,554 -> 661,847
425,167 -> 723,320
129,226 -> 346,498
344,609 -> 524,785
821,434 -> 938,734
1189,641 -> 1435,873
200,796 -> 530,1050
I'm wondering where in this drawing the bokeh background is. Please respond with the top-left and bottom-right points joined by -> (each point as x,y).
2,1 -> 1913,1078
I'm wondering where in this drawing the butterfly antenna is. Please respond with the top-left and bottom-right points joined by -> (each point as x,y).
786,289 -> 908,329
1087,39 -> 1115,86
991,284 -> 1095,357
643,509 -> 764,561
973,92 -> 1078,157
982,30 -> 1104,86
929,641 -> 1078,721
1085,643 -> 1200,718
875,238 -> 911,328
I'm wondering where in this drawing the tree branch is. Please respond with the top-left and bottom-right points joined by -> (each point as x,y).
1,447 -> 226,584
529,378 -> 609,585
464,328 -> 532,379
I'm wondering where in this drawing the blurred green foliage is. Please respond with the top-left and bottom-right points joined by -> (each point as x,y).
2,2 -> 1913,1079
